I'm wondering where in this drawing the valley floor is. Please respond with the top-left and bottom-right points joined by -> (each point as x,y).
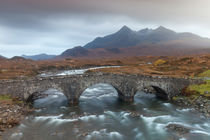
0,54 -> 210,79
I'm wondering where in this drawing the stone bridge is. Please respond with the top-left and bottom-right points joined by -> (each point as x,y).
0,73 -> 202,105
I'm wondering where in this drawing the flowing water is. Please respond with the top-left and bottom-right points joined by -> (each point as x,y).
3,84 -> 210,140
39,66 -> 121,77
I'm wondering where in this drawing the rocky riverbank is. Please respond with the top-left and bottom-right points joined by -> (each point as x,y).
172,95 -> 210,118
0,96 -> 33,139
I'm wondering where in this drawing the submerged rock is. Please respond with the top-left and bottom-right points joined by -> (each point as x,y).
166,124 -> 191,135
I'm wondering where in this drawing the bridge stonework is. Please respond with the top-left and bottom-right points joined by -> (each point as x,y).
0,73 -> 202,105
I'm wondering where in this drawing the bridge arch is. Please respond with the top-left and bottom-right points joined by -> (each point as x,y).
79,82 -> 129,104
151,86 -> 168,100
26,88 -> 69,110
136,85 -> 169,100
79,83 -> 119,100
25,85 -> 65,103
65,80 -> 137,105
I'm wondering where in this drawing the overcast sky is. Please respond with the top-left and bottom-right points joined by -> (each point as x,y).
1,0 -> 210,57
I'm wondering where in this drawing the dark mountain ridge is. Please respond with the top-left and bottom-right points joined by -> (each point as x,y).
59,26 -> 210,58
84,26 -> 140,49
83,26 -> 210,49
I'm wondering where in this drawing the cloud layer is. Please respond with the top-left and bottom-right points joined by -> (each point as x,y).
0,0 -> 210,57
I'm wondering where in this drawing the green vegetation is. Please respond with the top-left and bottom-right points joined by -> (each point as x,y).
154,59 -> 166,66
187,80 -> 210,97
0,95 -> 12,101
0,95 -> 24,104
185,70 -> 210,98
198,70 -> 210,77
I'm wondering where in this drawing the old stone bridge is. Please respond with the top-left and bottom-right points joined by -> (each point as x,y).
0,73 -> 202,105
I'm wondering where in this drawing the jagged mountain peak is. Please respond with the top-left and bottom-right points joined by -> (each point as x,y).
117,25 -> 133,34
120,25 -> 131,30
156,26 -> 167,29
154,26 -> 176,33
138,28 -> 152,34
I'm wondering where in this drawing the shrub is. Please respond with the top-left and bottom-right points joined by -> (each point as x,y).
154,59 -> 166,66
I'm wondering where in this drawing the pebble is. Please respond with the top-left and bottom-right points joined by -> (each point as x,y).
0,100 -> 33,136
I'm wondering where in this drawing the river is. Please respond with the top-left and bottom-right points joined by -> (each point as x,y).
39,66 -> 121,77
2,68 -> 210,140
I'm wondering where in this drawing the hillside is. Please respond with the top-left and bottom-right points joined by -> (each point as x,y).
59,45 -> 210,58
60,46 -> 90,57
0,55 -> 7,60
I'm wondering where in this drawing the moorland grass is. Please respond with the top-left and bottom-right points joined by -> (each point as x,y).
187,80 -> 210,97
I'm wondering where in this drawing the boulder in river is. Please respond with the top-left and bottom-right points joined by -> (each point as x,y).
166,124 -> 191,135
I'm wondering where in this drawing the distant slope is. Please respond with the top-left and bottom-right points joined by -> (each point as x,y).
21,54 -> 56,60
10,56 -> 30,61
60,46 -> 90,57
0,55 -> 7,60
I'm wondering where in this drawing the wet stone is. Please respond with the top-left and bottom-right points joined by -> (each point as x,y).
166,124 -> 191,135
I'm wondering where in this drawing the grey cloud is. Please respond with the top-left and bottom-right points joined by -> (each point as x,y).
0,0 -> 210,57
1,0 -> 210,27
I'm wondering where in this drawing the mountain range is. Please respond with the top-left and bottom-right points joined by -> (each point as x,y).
21,54 -> 56,60
7,26 -> 210,60
84,26 -> 210,49
59,26 -> 210,58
